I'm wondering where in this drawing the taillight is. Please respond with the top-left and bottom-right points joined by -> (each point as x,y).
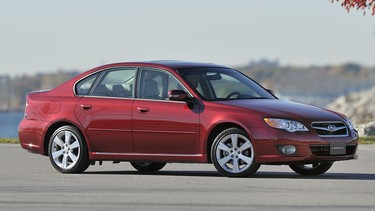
24,99 -> 29,119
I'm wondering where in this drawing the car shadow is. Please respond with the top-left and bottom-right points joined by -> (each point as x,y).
83,170 -> 375,180
84,170 -> 222,177
253,172 -> 375,180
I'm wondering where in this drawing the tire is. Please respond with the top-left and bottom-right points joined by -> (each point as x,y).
289,163 -> 333,175
211,128 -> 260,177
130,162 -> 166,172
48,125 -> 89,173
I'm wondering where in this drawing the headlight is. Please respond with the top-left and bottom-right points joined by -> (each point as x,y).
263,118 -> 309,132
346,119 -> 354,130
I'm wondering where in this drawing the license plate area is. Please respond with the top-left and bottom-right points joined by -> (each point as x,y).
330,142 -> 346,155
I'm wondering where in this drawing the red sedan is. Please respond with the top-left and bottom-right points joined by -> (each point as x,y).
18,61 -> 358,177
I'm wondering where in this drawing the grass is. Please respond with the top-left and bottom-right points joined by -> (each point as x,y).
0,138 -> 19,144
1,136 -> 375,144
359,136 -> 375,144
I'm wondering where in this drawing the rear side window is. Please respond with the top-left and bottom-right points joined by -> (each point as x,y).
91,68 -> 136,98
75,73 -> 99,95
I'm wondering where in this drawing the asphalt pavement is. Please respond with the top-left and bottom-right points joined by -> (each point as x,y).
1,144 -> 375,211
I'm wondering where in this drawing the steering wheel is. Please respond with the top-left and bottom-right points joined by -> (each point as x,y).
225,92 -> 241,99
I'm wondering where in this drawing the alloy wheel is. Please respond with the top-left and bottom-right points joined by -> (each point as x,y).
51,130 -> 81,170
212,128 -> 260,177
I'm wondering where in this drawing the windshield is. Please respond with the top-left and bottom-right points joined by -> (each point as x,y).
177,67 -> 275,101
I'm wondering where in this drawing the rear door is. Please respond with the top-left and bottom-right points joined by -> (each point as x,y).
74,67 -> 136,153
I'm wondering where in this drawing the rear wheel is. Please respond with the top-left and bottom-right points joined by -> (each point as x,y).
289,163 -> 333,175
130,162 -> 166,172
48,125 -> 89,173
211,128 -> 260,177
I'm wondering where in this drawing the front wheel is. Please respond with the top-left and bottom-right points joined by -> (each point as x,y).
211,128 -> 260,177
289,163 -> 333,175
48,125 -> 89,173
130,162 -> 166,173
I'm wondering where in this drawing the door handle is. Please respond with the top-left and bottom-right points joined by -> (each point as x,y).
137,107 -> 149,113
80,104 -> 92,110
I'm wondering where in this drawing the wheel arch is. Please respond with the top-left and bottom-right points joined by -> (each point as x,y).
43,120 -> 87,156
206,122 -> 250,163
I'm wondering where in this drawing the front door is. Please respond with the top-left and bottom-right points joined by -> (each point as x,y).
133,68 -> 200,154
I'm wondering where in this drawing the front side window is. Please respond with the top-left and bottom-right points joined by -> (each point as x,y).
178,67 -> 275,101
91,68 -> 136,98
138,68 -> 186,100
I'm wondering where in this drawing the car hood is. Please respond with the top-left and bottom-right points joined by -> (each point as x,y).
216,99 -> 344,123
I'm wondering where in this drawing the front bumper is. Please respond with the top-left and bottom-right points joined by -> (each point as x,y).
248,128 -> 359,164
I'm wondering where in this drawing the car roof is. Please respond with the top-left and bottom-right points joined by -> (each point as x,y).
79,60 -> 229,79
95,60 -> 226,70
147,60 -> 226,69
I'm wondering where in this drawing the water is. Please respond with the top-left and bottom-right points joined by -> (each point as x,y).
0,112 -> 24,138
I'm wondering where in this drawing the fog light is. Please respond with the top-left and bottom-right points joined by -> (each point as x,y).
280,145 -> 296,155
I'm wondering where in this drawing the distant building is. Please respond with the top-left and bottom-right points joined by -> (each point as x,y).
0,76 -> 11,111
248,59 -> 279,68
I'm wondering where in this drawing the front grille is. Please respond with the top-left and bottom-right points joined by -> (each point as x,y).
311,121 -> 348,137
310,144 -> 356,156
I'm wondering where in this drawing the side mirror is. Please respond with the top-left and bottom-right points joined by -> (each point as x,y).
266,89 -> 276,96
168,90 -> 189,101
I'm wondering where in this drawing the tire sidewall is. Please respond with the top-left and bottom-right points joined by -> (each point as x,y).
48,125 -> 89,173
130,162 -> 166,172
289,163 -> 333,176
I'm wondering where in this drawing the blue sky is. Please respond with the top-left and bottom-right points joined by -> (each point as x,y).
0,0 -> 374,76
